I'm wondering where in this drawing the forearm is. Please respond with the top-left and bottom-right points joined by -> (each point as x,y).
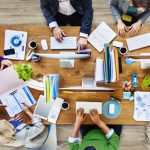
138,11 -> 150,24
25,110 -> 35,121
80,0 -> 93,35
71,122 -> 81,138
97,121 -> 110,134
110,0 -> 122,21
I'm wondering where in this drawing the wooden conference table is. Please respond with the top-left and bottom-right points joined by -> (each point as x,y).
0,25 -> 149,125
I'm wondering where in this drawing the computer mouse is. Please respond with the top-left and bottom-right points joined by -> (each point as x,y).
41,39 -> 48,50
109,103 -> 115,114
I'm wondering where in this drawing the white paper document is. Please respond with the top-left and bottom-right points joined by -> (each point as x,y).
134,91 -> 150,121
4,30 -> 28,60
76,102 -> 102,114
88,22 -> 117,52
95,58 -> 105,82
0,86 -> 36,117
126,33 -> 150,51
50,37 -> 77,49
0,67 -> 24,95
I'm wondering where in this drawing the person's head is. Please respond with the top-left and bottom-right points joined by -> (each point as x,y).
84,146 -> 96,150
0,120 -> 15,145
132,0 -> 150,12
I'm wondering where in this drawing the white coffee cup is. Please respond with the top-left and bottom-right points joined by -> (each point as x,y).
62,101 -> 69,110
28,40 -> 37,50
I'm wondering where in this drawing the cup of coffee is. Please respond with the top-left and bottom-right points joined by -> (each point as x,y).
119,46 -> 128,55
62,101 -> 69,110
28,40 -> 37,50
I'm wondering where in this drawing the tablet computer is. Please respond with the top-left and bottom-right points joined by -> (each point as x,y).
34,95 -> 54,120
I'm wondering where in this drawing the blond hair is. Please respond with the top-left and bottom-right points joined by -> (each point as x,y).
0,120 -> 16,145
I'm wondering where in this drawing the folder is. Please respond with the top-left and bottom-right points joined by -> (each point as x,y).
44,74 -> 60,102
114,48 -> 120,80
104,43 -> 111,82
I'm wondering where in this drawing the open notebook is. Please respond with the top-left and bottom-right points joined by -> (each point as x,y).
88,22 -> 117,52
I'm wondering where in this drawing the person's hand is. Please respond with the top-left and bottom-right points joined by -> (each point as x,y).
52,26 -> 66,42
1,59 -> 12,70
128,20 -> 142,36
75,108 -> 87,128
77,37 -> 87,51
89,109 -> 102,125
117,20 -> 128,37
21,103 -> 30,114
9,114 -> 23,122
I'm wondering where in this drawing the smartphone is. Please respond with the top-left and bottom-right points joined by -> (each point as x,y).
3,49 -> 15,56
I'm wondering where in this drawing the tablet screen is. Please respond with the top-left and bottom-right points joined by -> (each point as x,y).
34,95 -> 53,120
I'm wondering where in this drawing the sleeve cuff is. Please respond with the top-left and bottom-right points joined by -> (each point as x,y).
32,117 -> 42,124
80,32 -> 88,38
49,21 -> 58,29
68,136 -> 81,143
105,128 -> 114,139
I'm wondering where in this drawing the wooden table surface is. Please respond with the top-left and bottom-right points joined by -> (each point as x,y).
0,25 -> 149,125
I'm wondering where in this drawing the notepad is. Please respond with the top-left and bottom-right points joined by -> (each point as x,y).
88,22 -> 117,52
50,37 -> 77,50
126,33 -> 150,51
95,58 -> 105,82
76,102 -> 102,114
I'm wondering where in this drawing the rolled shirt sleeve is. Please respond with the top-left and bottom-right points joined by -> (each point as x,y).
49,21 -> 58,29
68,136 -> 81,143
105,128 -> 114,140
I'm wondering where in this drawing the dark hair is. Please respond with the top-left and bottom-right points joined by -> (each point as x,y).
132,0 -> 150,11
84,146 -> 96,150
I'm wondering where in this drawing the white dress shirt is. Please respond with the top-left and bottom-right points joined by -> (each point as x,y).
58,0 -> 76,16
49,0 -> 88,38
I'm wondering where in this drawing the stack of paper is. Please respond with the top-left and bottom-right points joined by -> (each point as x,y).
43,74 -> 60,102
95,44 -> 119,83
104,44 -> 119,82
88,22 -> 117,52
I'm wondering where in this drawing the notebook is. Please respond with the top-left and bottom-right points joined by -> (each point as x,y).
50,37 -> 77,50
88,22 -> 117,52
76,102 -> 102,114
126,33 -> 150,51
43,74 -> 60,102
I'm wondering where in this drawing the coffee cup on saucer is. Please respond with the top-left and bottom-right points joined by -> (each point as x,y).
62,101 -> 69,110
119,46 -> 128,55
28,40 -> 37,50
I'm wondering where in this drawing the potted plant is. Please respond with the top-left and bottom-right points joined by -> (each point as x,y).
141,75 -> 150,89
13,64 -> 32,81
